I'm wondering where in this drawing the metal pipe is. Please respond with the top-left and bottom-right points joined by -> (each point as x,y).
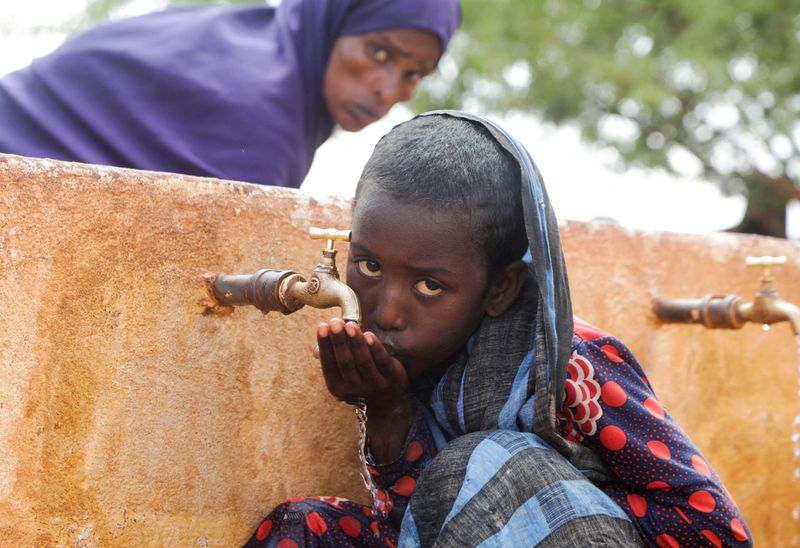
653,295 -> 745,330
209,269 -> 303,315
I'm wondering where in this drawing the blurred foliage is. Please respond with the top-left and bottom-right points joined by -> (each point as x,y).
65,0 -> 800,236
417,0 -> 800,237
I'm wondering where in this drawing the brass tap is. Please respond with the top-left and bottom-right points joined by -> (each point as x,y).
653,256 -> 800,336
282,228 -> 361,323
206,227 -> 361,323
735,256 -> 800,335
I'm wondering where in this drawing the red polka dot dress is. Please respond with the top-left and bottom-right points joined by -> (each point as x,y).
560,317 -> 752,546
243,414 -> 437,547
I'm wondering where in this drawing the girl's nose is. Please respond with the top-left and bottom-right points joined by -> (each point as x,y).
373,285 -> 406,331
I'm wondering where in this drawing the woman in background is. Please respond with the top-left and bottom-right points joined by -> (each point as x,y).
0,0 -> 460,188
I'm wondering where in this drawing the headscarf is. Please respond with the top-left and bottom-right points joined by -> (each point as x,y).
417,111 -> 611,479
0,0 -> 461,187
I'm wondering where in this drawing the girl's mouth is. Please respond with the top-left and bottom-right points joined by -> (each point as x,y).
380,341 -> 399,357
373,335 -> 403,360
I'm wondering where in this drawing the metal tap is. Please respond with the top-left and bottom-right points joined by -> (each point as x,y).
206,227 -> 361,323
653,256 -> 800,335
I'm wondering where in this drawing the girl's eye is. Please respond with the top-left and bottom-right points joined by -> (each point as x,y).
356,259 -> 382,278
368,44 -> 389,63
414,278 -> 444,297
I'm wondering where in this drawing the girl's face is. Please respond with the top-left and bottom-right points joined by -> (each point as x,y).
323,29 -> 442,131
348,190 -> 492,379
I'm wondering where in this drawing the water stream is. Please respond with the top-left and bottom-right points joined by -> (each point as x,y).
792,335 -> 800,544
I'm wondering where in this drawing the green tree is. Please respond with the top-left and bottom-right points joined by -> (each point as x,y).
37,0 -> 800,237
417,0 -> 800,238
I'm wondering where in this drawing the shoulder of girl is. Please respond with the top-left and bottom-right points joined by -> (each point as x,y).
572,316 -> 611,341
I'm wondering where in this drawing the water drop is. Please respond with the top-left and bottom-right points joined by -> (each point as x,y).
762,323 -> 770,331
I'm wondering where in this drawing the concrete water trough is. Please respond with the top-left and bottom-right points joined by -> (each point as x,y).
1,153 -> 798,545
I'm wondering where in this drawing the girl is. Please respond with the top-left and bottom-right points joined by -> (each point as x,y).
246,112 -> 751,547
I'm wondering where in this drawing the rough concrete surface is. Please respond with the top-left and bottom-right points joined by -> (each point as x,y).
0,153 -> 798,545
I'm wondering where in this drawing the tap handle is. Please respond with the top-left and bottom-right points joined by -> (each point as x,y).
745,255 -> 786,268
309,227 -> 351,250
746,255 -> 786,291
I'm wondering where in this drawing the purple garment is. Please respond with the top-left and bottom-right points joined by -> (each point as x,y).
0,0 -> 461,187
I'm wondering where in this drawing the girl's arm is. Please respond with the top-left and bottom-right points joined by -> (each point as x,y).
561,331 -> 752,547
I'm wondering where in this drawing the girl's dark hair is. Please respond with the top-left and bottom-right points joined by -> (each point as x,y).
353,115 -> 528,280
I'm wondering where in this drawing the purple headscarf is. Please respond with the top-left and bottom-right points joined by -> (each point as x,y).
0,0 -> 461,187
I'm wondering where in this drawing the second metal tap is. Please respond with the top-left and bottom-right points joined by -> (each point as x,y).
653,256 -> 800,335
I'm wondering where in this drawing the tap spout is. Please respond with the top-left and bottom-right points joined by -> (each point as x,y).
736,293 -> 800,336
281,267 -> 361,324
275,233 -> 362,324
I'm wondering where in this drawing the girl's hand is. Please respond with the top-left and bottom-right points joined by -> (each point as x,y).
314,318 -> 409,413
314,318 -> 416,462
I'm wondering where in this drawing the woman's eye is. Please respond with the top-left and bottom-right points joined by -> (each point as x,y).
404,70 -> 422,84
368,44 -> 389,63
414,279 -> 444,297
356,259 -> 382,278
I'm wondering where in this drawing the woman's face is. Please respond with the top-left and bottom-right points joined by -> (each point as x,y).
323,29 -> 442,131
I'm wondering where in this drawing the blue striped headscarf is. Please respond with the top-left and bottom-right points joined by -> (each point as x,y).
397,112 -> 632,546
415,111 -> 609,478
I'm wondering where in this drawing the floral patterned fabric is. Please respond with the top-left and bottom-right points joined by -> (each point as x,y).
563,318 -> 751,546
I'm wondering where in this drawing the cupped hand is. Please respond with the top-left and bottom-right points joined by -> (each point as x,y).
314,318 -> 409,413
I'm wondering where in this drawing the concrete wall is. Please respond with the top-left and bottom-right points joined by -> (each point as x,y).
0,153 -> 798,546
561,221 -> 800,546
